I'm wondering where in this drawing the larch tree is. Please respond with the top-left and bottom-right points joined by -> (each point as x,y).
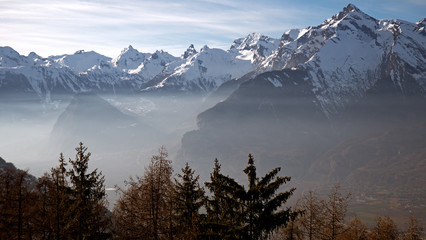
51,153 -> 71,240
146,146 -> 174,240
269,214 -> 304,240
34,174 -> 56,240
113,146 -> 174,240
368,216 -> 399,240
296,190 -> 325,240
0,167 -> 36,240
321,184 -> 351,240
339,217 -> 368,240
401,216 -> 423,240
113,174 -> 153,239
33,153 -> 72,240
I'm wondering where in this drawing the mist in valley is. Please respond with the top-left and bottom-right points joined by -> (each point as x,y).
0,92 -> 221,190
1,80 -> 426,227
2,84 -> 426,191
2,1 -> 426,238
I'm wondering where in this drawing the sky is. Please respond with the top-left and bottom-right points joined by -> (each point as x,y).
1,0 -> 425,58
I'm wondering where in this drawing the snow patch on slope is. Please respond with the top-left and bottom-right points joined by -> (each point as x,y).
267,77 -> 282,87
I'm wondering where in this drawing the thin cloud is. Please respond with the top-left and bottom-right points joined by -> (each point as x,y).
1,0 -> 423,58
1,0 -> 313,57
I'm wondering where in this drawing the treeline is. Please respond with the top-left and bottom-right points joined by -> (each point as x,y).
0,143 -> 110,240
270,186 -> 424,240
113,146 -> 298,240
0,143 -> 424,240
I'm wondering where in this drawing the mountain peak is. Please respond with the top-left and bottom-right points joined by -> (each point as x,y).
230,33 -> 263,50
28,52 -> 39,57
182,44 -> 197,59
247,32 -> 263,40
345,3 -> 360,12
201,45 -> 210,52
147,50 -> 177,63
230,33 -> 277,53
27,52 -> 41,60
112,45 -> 147,69
119,45 -> 137,55
0,46 -> 24,67
0,156 -> 16,170
0,46 -> 20,57
332,3 -> 371,22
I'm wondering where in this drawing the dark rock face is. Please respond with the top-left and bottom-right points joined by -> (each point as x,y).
179,69 -> 331,176
179,64 -> 426,191
0,157 -> 16,170
179,4 -> 426,182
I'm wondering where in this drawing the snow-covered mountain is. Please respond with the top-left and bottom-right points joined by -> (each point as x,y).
80,48 -> 181,95
230,32 -> 280,64
0,33 -> 279,100
112,45 -> 150,71
0,46 -> 181,100
181,44 -> 198,60
261,4 -> 426,115
129,50 -> 180,79
1,4 -> 424,106
145,33 -> 279,93
178,4 -> 426,201
0,47 -> 84,101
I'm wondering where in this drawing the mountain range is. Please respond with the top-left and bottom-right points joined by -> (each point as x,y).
0,32 -> 280,101
177,4 -> 426,220
1,4 -> 426,222
1,5 -> 424,107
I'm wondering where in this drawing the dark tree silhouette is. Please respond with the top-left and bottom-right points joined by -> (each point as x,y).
203,155 -> 298,240
0,167 -> 36,240
67,142 -> 110,240
203,158 -> 243,240
174,162 -> 205,240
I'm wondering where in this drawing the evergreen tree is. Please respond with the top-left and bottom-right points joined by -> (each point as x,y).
67,142 -> 110,240
268,214 -> 303,240
282,215 -> 304,240
202,159 -> 242,240
240,154 -> 298,240
174,162 -> 205,240
203,155 -> 298,240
